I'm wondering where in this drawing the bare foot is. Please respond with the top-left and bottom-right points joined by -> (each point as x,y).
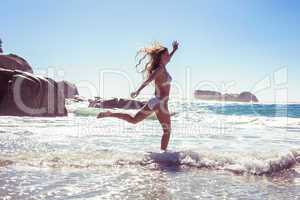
97,111 -> 112,118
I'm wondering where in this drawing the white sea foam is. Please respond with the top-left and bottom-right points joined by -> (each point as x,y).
68,100 -> 300,130
1,148 -> 299,176
144,149 -> 300,175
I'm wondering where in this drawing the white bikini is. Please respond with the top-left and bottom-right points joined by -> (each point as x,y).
147,71 -> 172,110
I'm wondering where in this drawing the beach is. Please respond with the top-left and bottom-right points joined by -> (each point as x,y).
1,100 -> 299,199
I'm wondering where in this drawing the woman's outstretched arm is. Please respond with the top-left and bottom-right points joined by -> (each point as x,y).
131,67 -> 163,98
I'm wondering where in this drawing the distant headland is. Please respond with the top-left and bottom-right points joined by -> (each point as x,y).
194,90 -> 259,102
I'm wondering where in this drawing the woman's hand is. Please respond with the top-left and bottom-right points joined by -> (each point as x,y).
130,91 -> 139,99
172,41 -> 179,51
169,40 -> 179,59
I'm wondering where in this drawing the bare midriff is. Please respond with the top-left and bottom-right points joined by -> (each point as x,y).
154,71 -> 171,104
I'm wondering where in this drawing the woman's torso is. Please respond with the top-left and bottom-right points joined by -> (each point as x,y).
154,67 -> 171,101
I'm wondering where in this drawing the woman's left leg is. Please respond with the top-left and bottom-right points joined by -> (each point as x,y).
97,104 -> 154,124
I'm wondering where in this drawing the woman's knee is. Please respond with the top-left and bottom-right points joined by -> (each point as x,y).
132,115 -> 142,124
132,119 -> 139,124
161,123 -> 171,133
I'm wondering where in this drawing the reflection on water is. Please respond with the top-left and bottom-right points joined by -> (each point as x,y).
1,165 -> 300,200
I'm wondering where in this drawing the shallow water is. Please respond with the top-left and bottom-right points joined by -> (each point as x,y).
1,100 -> 300,199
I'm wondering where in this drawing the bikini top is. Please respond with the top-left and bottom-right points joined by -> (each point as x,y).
153,67 -> 172,84
166,71 -> 172,83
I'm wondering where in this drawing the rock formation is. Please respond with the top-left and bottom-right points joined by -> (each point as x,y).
58,80 -> 79,99
194,90 -> 258,102
89,98 -> 146,109
0,68 -> 67,117
0,54 -> 33,73
0,40 -> 80,116
0,39 -> 3,53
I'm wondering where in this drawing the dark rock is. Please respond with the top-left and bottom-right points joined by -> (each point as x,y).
0,54 -> 33,73
0,159 -> 13,167
0,38 -> 3,53
194,90 -> 222,101
0,68 -> 67,117
57,80 -> 79,99
194,90 -> 258,102
238,92 -> 259,102
89,98 -> 146,109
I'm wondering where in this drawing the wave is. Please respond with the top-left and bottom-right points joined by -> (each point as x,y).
72,107 -> 101,117
2,149 -> 299,176
174,111 -> 300,130
143,150 -> 300,176
71,107 -> 178,119
66,100 -> 300,129
68,106 -> 300,131
205,104 -> 300,118
219,115 -> 300,129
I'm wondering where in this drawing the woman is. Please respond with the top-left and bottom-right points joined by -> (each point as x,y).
97,41 -> 179,150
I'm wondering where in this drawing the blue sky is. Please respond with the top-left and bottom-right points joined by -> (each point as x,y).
1,0 -> 299,102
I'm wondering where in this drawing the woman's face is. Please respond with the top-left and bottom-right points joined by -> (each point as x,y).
160,50 -> 170,65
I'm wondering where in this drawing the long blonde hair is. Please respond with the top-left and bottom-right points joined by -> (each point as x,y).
135,42 -> 168,79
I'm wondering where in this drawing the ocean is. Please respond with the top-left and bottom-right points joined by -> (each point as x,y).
1,100 -> 300,199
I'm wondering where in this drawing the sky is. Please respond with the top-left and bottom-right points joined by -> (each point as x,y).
1,0 -> 300,103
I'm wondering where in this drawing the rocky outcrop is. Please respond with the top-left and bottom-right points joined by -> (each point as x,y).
58,81 -> 79,99
89,98 -> 146,109
0,39 -> 3,53
194,90 -> 222,101
0,54 -> 33,73
237,92 -> 259,102
194,90 -> 258,102
0,68 -> 67,117
0,42 -> 79,116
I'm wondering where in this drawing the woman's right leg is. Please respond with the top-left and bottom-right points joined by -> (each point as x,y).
97,104 -> 154,124
155,104 -> 171,150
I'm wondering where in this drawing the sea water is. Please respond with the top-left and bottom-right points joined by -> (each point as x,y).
0,100 -> 300,199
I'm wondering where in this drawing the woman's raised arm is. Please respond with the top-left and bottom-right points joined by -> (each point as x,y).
169,41 -> 179,60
